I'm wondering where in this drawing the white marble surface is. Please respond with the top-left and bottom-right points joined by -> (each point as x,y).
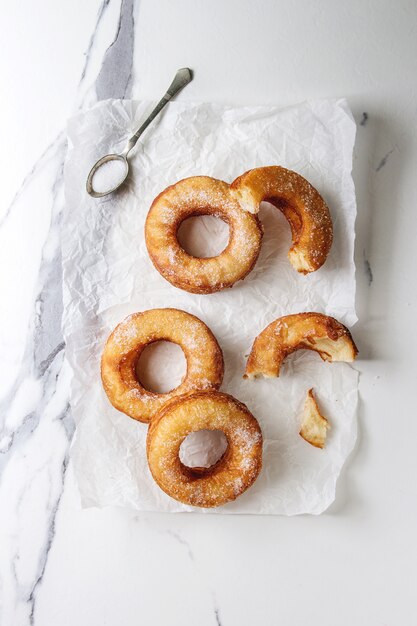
1,0 -> 416,624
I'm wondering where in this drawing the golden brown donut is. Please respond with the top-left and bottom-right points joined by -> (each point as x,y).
231,166 -> 333,273
245,312 -> 358,378
145,176 -> 263,294
147,391 -> 263,508
101,309 -> 224,423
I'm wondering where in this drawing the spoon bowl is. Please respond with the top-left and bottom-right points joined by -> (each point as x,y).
86,154 -> 129,199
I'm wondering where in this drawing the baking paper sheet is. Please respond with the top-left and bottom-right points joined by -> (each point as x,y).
62,98 -> 358,515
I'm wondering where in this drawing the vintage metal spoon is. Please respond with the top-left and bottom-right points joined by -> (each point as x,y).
86,67 -> 193,198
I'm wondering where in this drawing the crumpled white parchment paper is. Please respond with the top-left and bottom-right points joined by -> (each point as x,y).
62,98 -> 358,515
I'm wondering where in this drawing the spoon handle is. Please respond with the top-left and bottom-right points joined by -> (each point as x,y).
122,68 -> 193,157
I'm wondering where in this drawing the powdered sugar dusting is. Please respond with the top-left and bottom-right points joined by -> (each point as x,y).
233,423 -> 262,450
110,315 -> 142,352
232,476 -> 244,496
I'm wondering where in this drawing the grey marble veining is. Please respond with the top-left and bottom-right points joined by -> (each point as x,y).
0,132 -> 65,231
0,1 -> 138,623
363,250 -> 373,286
96,0 -> 135,100
143,520 -> 223,625
375,147 -> 395,172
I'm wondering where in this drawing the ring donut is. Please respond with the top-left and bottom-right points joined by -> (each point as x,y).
145,176 -> 263,294
147,391 -> 263,508
245,312 -> 358,379
101,308 -> 224,423
231,166 -> 333,273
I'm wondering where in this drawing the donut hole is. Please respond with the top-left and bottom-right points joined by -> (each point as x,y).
258,201 -> 292,255
179,429 -> 228,470
135,341 -> 186,393
177,215 -> 229,258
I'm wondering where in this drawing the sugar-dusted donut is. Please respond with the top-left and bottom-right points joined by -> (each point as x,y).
147,391 -> 263,508
101,309 -> 224,423
145,176 -> 263,294
231,166 -> 333,273
245,312 -> 358,378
